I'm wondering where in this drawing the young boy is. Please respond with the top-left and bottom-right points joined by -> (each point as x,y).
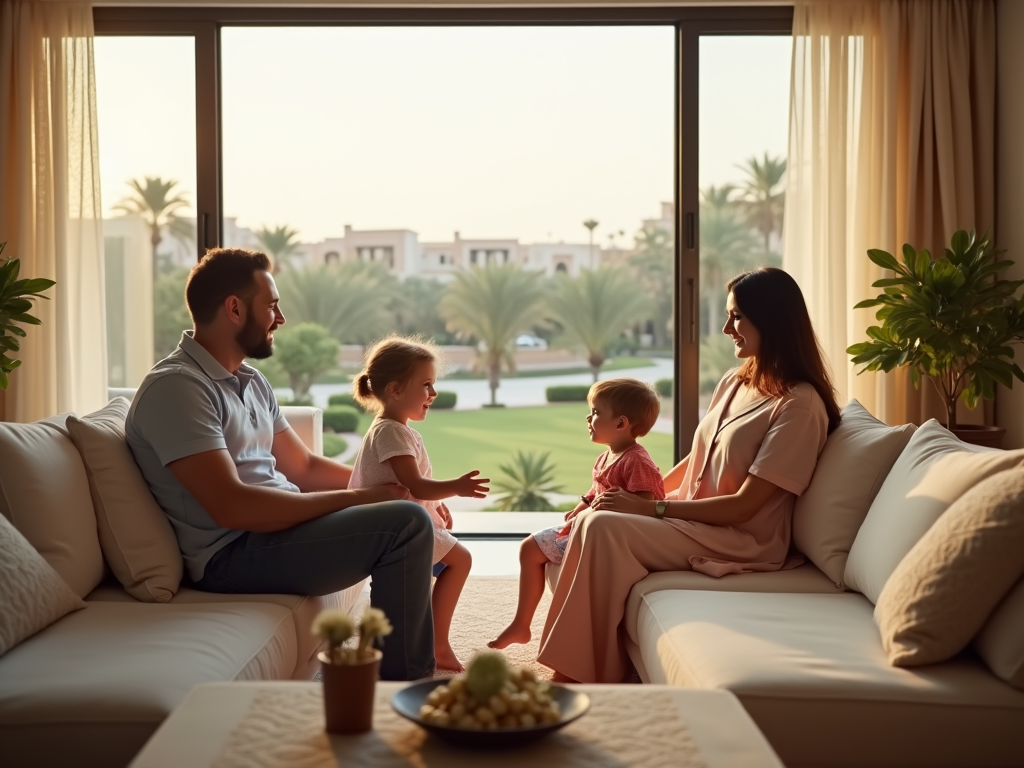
488,378 -> 665,649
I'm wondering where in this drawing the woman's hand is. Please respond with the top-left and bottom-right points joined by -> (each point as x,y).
590,488 -> 655,517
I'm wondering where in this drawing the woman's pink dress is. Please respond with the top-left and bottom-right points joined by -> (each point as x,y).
536,370 -> 830,682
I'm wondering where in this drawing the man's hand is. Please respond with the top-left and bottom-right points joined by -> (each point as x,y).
352,484 -> 411,506
453,470 -> 490,498
438,502 -> 453,529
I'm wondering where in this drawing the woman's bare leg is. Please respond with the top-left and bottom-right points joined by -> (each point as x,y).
488,536 -> 550,649
433,542 -> 472,672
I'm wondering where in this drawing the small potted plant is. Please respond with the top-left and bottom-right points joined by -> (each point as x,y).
312,606 -> 392,734
0,242 -> 56,391
848,229 -> 1024,446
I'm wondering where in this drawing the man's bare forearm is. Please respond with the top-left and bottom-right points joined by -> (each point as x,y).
292,455 -> 354,492
216,484 -> 371,532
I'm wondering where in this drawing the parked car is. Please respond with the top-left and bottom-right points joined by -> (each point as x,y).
515,334 -> 548,350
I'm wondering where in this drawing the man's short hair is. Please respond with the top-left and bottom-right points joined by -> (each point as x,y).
185,248 -> 272,325
588,378 -> 661,437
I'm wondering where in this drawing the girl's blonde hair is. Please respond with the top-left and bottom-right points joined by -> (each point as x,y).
353,335 -> 441,413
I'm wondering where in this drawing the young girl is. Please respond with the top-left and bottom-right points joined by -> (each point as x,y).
349,336 -> 489,672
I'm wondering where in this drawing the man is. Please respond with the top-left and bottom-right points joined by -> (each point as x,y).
126,247 -> 435,680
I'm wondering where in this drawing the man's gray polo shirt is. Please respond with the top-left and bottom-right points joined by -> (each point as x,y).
126,331 -> 298,581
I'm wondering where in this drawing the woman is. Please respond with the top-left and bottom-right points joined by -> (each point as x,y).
536,267 -> 842,683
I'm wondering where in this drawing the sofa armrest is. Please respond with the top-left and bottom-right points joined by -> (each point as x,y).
281,406 -> 323,456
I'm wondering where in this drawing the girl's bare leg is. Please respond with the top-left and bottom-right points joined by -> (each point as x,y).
433,542 -> 472,672
488,536 -> 550,649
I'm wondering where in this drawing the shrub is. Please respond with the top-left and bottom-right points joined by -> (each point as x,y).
432,391 -> 457,409
546,385 -> 590,403
322,433 -> 348,458
277,396 -> 314,407
655,378 -> 673,398
327,392 -> 368,412
323,405 -> 360,433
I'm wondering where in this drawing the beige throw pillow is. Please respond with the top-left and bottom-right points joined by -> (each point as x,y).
874,469 -> 1024,667
67,398 -> 183,602
844,420 -> 1024,604
793,400 -> 916,586
974,576 -> 1024,690
0,511 -> 85,656
0,415 -> 105,598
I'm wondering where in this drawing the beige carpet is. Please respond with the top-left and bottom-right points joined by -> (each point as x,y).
443,576 -> 553,680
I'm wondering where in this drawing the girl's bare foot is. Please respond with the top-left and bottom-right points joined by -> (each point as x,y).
435,643 -> 464,673
487,623 -> 532,649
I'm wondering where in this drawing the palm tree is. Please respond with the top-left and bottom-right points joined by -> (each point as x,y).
547,267 -> 648,382
700,185 -> 759,331
736,153 -> 786,257
583,218 -> 599,269
439,263 -> 545,406
629,226 -> 674,348
113,177 -> 194,282
275,262 -> 396,344
255,224 -> 302,273
491,451 -> 563,511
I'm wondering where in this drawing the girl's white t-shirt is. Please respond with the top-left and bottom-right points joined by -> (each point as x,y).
349,417 -> 457,564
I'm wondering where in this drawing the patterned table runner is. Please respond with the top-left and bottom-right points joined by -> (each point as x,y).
213,685 -> 707,768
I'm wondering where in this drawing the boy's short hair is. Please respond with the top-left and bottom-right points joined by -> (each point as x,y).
186,248 -> 272,325
588,378 -> 661,437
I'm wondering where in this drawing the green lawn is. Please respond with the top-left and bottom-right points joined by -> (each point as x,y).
355,404 -> 674,494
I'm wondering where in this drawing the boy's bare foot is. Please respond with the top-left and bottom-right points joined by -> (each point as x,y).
487,623 -> 532,650
435,643 -> 464,673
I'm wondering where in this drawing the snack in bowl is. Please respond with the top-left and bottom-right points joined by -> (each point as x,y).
418,652 -> 561,730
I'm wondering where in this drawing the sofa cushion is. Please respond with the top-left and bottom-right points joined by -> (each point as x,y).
0,416 -> 104,597
792,400 -> 916,587
875,469 -> 1024,667
974,575 -> 1024,690
0,600 -> 295,768
844,419 -> 1024,604
0,512 -> 85,656
67,398 -> 183,603
633,590 -> 1024,768
86,579 -> 370,677
623,563 -> 842,646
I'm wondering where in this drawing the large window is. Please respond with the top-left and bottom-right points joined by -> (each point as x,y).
94,7 -> 792,523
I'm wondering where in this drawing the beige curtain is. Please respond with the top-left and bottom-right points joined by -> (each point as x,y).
0,0 -> 106,422
784,0 -> 995,426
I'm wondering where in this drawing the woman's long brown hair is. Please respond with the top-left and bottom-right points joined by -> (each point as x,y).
727,267 -> 842,433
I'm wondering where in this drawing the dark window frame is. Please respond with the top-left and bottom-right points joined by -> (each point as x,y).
93,4 -> 793,464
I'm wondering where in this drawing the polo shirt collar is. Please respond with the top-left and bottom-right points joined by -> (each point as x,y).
179,330 -> 236,381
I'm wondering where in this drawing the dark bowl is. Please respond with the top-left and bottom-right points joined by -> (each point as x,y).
391,678 -> 590,749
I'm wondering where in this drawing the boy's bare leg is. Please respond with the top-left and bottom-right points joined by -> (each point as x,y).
433,542 -> 472,672
489,536 -> 550,649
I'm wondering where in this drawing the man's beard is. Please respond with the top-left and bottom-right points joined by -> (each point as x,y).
237,312 -> 274,359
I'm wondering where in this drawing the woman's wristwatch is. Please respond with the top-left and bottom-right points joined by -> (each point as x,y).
654,500 -> 668,519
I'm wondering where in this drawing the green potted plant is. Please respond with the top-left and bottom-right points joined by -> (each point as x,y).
0,242 -> 56,391
312,606 -> 392,734
847,229 -> 1024,446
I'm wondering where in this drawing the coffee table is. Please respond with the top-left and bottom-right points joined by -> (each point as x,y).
129,681 -> 783,768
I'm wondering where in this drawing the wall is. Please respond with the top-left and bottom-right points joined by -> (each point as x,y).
996,0 -> 1024,448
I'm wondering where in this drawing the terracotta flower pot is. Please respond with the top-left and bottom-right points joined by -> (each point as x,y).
318,648 -> 382,734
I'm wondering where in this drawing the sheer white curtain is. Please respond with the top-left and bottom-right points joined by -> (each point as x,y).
0,0 -> 106,422
784,0 -> 995,426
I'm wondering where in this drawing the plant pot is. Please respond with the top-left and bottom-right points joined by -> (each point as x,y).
948,424 -> 1006,449
318,649 -> 382,734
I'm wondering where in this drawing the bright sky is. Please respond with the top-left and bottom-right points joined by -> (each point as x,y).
94,29 -> 789,247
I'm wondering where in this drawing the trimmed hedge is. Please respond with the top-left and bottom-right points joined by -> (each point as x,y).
277,396 -> 314,407
655,378 -> 673,398
546,385 -> 590,403
327,392 -> 368,412
322,433 -> 348,458
432,391 -> 457,410
323,405 -> 360,433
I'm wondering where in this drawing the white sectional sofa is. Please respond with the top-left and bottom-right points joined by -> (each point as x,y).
618,404 -> 1024,768
0,404 -> 367,768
